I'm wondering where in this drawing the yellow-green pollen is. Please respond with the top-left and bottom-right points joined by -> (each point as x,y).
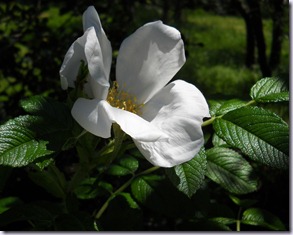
106,81 -> 143,114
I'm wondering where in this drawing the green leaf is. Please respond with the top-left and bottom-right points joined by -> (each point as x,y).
74,178 -> 113,200
131,174 -> 162,205
205,147 -> 258,194
229,194 -> 258,208
0,116 -> 53,167
20,95 -> 74,151
241,208 -> 286,230
165,147 -> 207,198
28,165 -> 67,199
250,77 -> 289,103
212,133 -> 229,147
131,175 -> 197,218
213,106 -> 289,169
0,197 -> 22,214
208,99 -> 246,116
0,201 -> 62,229
107,155 -> 138,176
20,95 -> 71,119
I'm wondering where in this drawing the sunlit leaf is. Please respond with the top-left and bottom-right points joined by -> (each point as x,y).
0,116 -> 53,167
250,77 -> 289,103
208,99 -> 246,116
213,106 -> 289,169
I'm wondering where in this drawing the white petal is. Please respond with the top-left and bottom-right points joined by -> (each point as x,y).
101,101 -> 168,142
71,98 -> 112,138
116,21 -> 185,104
59,28 -> 110,100
59,34 -> 87,89
85,27 -> 110,99
83,6 -> 112,80
134,80 -> 210,167
71,99 -> 167,141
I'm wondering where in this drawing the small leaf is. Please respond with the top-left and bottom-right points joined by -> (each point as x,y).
208,99 -> 246,116
107,155 -> 138,176
74,178 -> 113,200
242,208 -> 286,230
0,116 -> 53,167
213,106 -> 289,169
229,194 -> 258,208
250,77 -> 289,103
0,197 -> 22,214
205,147 -> 258,194
165,147 -> 207,198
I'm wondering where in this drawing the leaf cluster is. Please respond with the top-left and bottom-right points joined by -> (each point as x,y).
0,77 -> 289,231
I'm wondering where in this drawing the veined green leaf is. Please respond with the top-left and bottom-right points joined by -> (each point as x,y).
242,208 -> 286,230
208,99 -> 246,116
212,133 -> 229,147
165,148 -> 207,198
213,106 -> 289,169
0,116 -> 53,167
250,77 -> 289,103
206,147 -> 258,194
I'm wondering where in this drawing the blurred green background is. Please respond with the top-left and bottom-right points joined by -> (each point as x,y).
0,0 -> 289,121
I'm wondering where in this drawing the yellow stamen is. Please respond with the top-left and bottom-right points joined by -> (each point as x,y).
106,81 -> 143,114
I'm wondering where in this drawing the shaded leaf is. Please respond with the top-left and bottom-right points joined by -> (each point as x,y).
229,194 -> 258,208
74,178 -> 113,200
20,95 -> 74,151
206,147 -> 258,194
0,197 -> 22,214
28,165 -> 67,199
107,155 -> 138,176
131,175 -> 197,218
0,201 -> 62,229
213,106 -> 289,169
242,208 -> 286,230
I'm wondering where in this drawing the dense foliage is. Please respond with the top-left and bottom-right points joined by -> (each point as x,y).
0,1 -> 289,231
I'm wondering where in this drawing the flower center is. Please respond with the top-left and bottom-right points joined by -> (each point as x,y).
106,81 -> 143,114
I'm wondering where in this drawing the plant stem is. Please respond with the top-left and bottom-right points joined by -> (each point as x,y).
201,99 -> 256,127
201,116 -> 216,127
95,165 -> 160,220
236,207 -> 242,231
